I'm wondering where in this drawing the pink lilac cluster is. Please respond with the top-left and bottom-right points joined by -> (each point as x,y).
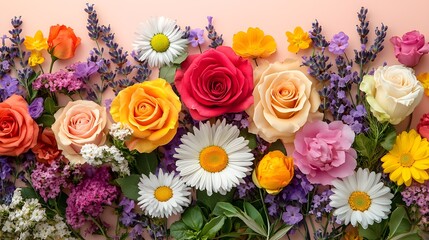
401,182 -> 429,230
31,161 -> 71,202
66,166 -> 118,230
32,69 -> 85,93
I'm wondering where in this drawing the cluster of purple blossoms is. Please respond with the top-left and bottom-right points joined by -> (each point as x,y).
28,97 -> 44,119
328,32 -> 349,55
31,161 -> 71,202
264,169 -> 313,226
0,74 -> 19,101
188,28 -> 205,48
33,69 -> 85,93
66,166 -> 119,231
402,182 -> 429,231
160,127 -> 186,173
0,156 -> 15,205
206,16 -> 223,48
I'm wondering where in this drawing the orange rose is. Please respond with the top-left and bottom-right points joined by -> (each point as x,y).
252,150 -> 294,194
110,78 -> 181,153
51,100 -> 109,164
0,95 -> 39,156
48,25 -> 81,60
31,128 -> 62,164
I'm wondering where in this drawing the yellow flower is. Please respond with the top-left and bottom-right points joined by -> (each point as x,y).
381,130 -> 429,186
342,226 -> 362,240
110,78 -> 181,153
28,51 -> 45,66
417,72 -> 429,96
285,26 -> 312,53
232,27 -> 277,59
252,150 -> 294,194
24,30 -> 48,51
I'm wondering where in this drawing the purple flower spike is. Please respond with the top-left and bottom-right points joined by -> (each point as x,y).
188,28 -> 205,47
329,32 -> 349,55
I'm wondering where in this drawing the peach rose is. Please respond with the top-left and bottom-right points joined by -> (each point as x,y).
247,60 -> 322,143
51,100 -> 109,164
31,128 -> 62,164
48,25 -> 81,60
0,95 -> 38,156
110,78 -> 181,153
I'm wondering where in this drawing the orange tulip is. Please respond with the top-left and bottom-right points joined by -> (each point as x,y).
48,25 -> 81,60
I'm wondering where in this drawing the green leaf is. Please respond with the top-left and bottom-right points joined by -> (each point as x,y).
389,231 -> 420,240
20,187 -> 38,200
182,206 -> 204,231
134,151 -> 158,175
359,220 -> 386,240
159,65 -> 177,83
240,129 -> 257,150
243,202 -> 265,230
268,139 -> 287,155
213,202 -> 239,217
170,221 -> 193,240
354,134 -> 375,159
388,206 -> 411,238
200,216 -> 225,239
197,189 -> 235,211
37,114 -> 55,127
44,97 -> 57,114
381,130 -> 397,151
173,52 -> 189,64
269,225 -> 292,240
115,174 -> 140,201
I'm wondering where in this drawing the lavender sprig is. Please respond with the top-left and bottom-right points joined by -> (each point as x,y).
206,16 -> 223,48
356,7 -> 369,45
308,20 -> 329,48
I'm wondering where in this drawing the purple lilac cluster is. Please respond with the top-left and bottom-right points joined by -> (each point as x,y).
66,166 -> 119,230
31,161 -> 71,202
160,127 -> 186,173
264,169 -> 313,226
33,69 -> 85,93
0,74 -> 20,101
28,97 -> 44,119
402,182 -> 429,230
118,197 -> 166,239
0,156 -> 15,205
236,175 -> 257,199
328,32 -> 349,55
310,189 -> 339,223
206,16 -> 223,48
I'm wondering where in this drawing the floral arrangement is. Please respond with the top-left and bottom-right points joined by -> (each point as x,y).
1,3 -> 429,240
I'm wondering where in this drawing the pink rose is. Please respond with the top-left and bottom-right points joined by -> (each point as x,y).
390,30 -> 429,67
175,46 -> 253,120
417,113 -> 429,139
293,120 -> 357,185
51,100 -> 109,164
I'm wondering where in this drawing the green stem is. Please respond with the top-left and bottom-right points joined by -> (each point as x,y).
38,64 -> 44,74
259,188 -> 271,239
198,43 -> 202,54
254,58 -> 259,67
89,215 -> 112,240
49,56 -> 58,73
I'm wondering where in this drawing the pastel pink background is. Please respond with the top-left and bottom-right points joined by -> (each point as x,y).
2,0 -> 429,239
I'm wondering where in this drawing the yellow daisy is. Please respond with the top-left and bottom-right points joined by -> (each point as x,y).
417,72 -> 429,96
381,129 -> 429,186
285,26 -> 312,53
232,27 -> 277,59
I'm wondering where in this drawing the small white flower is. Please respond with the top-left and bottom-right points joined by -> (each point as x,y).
138,169 -> 191,218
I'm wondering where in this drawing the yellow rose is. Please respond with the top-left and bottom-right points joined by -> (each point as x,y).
110,78 -> 181,153
247,59 -> 322,143
360,65 -> 424,125
252,150 -> 294,194
52,100 -> 109,164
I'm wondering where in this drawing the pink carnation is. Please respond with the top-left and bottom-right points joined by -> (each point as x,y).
293,120 -> 357,185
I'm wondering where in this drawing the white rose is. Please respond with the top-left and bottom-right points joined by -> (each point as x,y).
360,65 -> 423,124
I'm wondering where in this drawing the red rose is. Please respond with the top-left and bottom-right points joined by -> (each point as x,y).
31,128 -> 62,164
175,46 -> 254,120
417,113 -> 429,139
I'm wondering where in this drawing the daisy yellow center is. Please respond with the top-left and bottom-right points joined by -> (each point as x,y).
400,153 -> 414,167
199,146 -> 229,173
348,191 -> 371,212
150,33 -> 170,52
154,186 -> 173,202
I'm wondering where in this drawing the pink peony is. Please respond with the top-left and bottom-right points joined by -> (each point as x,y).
390,30 -> 429,67
293,120 -> 357,185
417,113 -> 429,139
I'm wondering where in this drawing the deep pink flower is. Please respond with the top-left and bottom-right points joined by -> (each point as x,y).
293,120 -> 357,185
390,30 -> 429,67
417,113 -> 429,139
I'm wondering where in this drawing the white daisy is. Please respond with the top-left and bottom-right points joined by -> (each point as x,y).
174,119 -> 255,196
329,168 -> 393,229
137,169 -> 191,218
133,16 -> 188,68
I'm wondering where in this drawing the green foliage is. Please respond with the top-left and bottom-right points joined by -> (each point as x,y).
134,151 -> 158,175
268,139 -> 287,155
159,52 -> 188,83
115,174 -> 140,201
240,129 -> 257,150
196,189 -> 235,211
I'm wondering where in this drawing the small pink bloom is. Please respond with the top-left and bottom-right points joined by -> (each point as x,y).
390,30 -> 429,67
417,113 -> 429,139
293,120 -> 357,185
